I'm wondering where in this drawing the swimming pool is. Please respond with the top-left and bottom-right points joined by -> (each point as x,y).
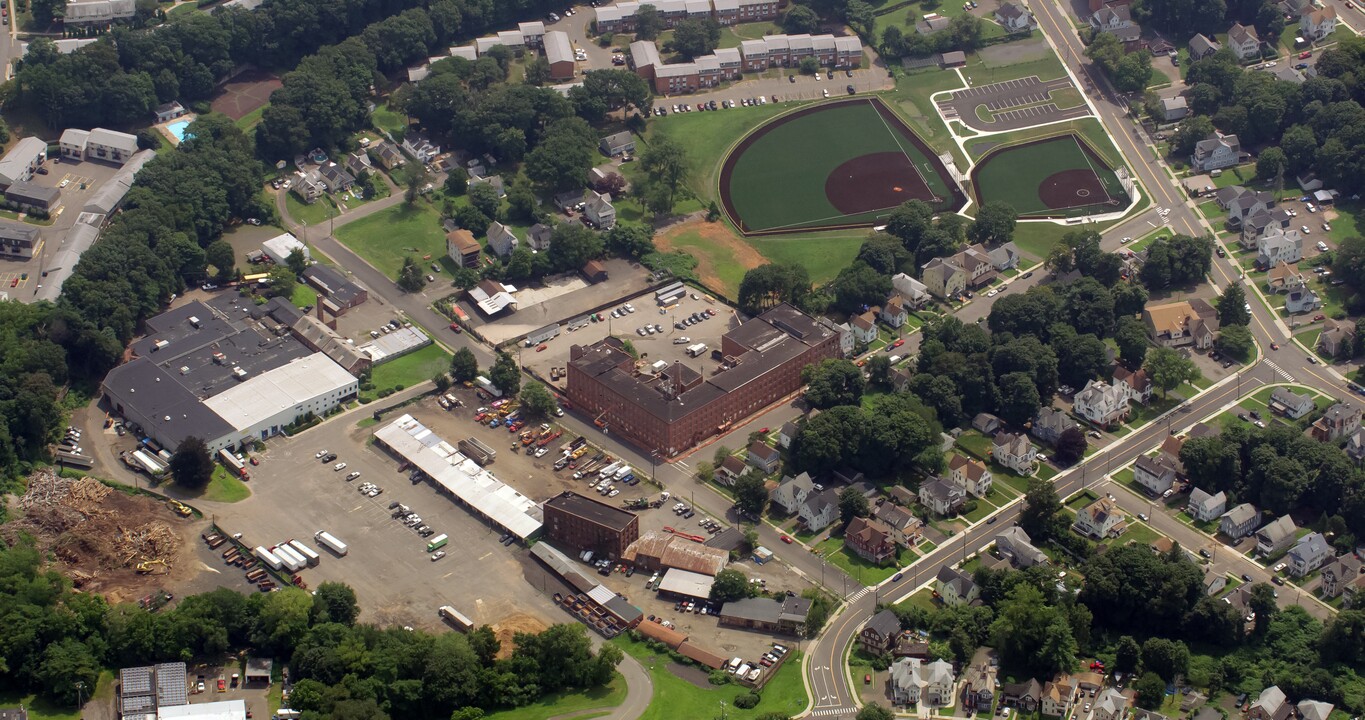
167,119 -> 193,142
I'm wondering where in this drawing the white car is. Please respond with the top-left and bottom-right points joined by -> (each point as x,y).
346,471 -> 361,481
1301,225 -> 1312,234
315,449 -> 328,458
334,462 -> 347,471
431,551 -> 446,561
986,288 -> 998,297
822,89 -> 829,98
1323,223 -> 1331,232
1121,236 -> 1131,243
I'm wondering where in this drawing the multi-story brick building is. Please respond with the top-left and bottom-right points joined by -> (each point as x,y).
565,304 -> 840,456
543,491 -> 641,559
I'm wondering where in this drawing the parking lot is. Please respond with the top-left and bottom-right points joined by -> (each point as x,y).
467,258 -> 653,346
524,289 -> 736,390
941,75 -> 1089,131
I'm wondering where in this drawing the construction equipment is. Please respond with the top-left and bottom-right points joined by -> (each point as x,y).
136,559 -> 168,574
167,499 -> 192,517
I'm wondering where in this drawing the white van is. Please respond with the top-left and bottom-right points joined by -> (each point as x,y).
727,658 -> 742,673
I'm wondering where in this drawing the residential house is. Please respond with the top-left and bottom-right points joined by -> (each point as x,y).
995,1 -> 1032,31
527,223 -> 553,252
1227,22 -> 1261,60
291,173 -> 325,204
894,636 -> 933,659
716,455 -> 749,485
1134,454 -> 1178,496
1093,687 -> 1131,720
1300,6 -> 1338,40
973,413 -> 1003,435
846,313 -> 880,348
921,256 -> 966,299
1074,497 -> 1126,539
518,20 -> 545,45
1090,4 -> 1133,30
934,565 -> 979,606
770,472 -> 816,514
1113,365 -> 1153,405
1347,429 -> 1365,465
747,442 -> 781,474
991,432 -> 1036,475
1189,33 -> 1222,59
958,244 -> 1000,287
875,502 -> 923,547
1217,186 -> 1276,225
1240,208 -> 1295,247
1248,686 -> 1292,720
949,454 -> 994,497
920,660 -> 956,705
1001,679 -> 1043,712
988,242 -> 1022,271
1074,380 -> 1131,427
544,31 -> 576,80
1191,133 -> 1243,172
1032,407 -> 1075,444
1287,532 -> 1332,576
446,229 -> 482,268
1298,701 -> 1335,720
1318,318 -> 1358,359
371,141 -> 405,170
584,190 -> 616,230
1187,488 -> 1227,522
1255,515 -> 1298,556
1204,574 -> 1228,596
1286,288 -> 1323,315
1143,299 -> 1220,350
344,151 -> 372,179
599,131 -> 636,157
860,609 -> 903,655
996,526 -> 1048,567
469,174 -> 505,199
401,132 -> 441,164
919,477 -> 965,516
917,15 -> 952,33
318,162 -> 355,193
1074,672 -> 1104,696
1319,555 -> 1363,598
774,422 -> 799,451
1281,0 -> 1313,16
1256,228 -> 1304,268
1041,677 -> 1077,718
890,657 -> 923,705
892,273 -> 931,309
1162,96 -> 1189,122
153,100 -> 186,123
4,182 -> 61,214
880,296 -> 909,328
1220,503 -> 1261,539
1311,403 -> 1362,442
486,222 -> 518,258
961,664 -> 997,711
1340,573 -> 1365,607
798,488 -> 840,531
1264,261 -> 1307,294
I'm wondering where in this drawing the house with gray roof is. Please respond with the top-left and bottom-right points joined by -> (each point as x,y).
1134,454 -> 1178,496
1255,514 -> 1298,556
770,472 -> 815,514
859,609 -> 902,655
934,565 -> 978,606
1287,532 -> 1332,577
1297,700 -> 1334,720
1189,33 -> 1221,59
1032,406 -> 1075,444
1191,132 -> 1243,172
1187,488 -> 1227,522
995,526 -> 1047,567
798,487 -> 840,531
1220,503 -> 1261,539
1227,22 -> 1261,60
919,477 -> 965,516
486,221 -> 519,258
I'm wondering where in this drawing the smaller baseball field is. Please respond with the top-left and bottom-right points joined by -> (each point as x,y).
719,97 -> 965,235
970,134 -> 1129,219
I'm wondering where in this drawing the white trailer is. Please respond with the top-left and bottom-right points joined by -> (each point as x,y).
597,461 -> 622,478
439,605 -> 475,632
315,531 -> 348,556
613,465 -> 633,481
253,546 -> 284,571
131,449 -> 167,477
288,540 -> 321,567
476,376 -> 503,397
686,343 -> 707,358
273,544 -> 305,572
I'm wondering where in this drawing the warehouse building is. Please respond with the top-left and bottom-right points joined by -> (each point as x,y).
301,264 -> 368,314
565,303 -> 839,456
118,662 -> 188,720
622,531 -> 728,575
543,491 -> 640,559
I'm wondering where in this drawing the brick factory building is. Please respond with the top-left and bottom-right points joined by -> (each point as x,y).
543,491 -> 640,559
565,303 -> 839,456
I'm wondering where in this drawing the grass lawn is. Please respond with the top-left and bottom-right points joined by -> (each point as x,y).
955,431 -> 992,461
1011,221 -> 1074,261
960,50 -> 1069,86
285,193 -> 339,227
335,202 -> 446,277
817,537 -> 901,584
290,282 -> 318,310
972,135 -> 1128,218
746,231 -> 865,287
966,117 -> 1123,170
996,471 -> 1032,494
482,673 -> 627,720
718,20 -> 784,47
1035,463 -> 1058,481
0,671 -> 114,720
234,104 -> 267,131
873,1 -> 1008,42
168,2 -> 200,16
371,104 -> 408,138
1117,522 -> 1161,547
644,102 -> 796,205
199,465 -> 253,503
1065,489 -> 1099,511
722,99 -> 957,232
612,636 -> 807,720
365,343 -> 453,399
881,69 -> 969,165
1326,200 -> 1360,245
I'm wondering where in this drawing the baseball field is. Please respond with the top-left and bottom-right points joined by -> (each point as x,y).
719,97 -> 964,235
970,134 -> 1129,218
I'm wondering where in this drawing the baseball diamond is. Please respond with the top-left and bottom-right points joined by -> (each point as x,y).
718,97 -> 965,235
969,134 -> 1129,218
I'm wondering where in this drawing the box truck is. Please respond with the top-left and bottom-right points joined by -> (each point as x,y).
686,343 -> 708,358
427,534 -> 449,552
315,531 -> 348,556
439,605 -> 475,632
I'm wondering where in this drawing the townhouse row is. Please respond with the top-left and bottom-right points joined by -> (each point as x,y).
630,33 -> 863,94
595,0 -> 780,32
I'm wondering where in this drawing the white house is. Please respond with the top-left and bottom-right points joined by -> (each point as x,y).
1134,454 -> 1178,496
1090,4 -> 1133,31
1285,289 -> 1322,314
1187,488 -> 1227,522
1300,6 -> 1338,40
1256,228 -> 1303,268
892,273 -> 931,309
1074,380 -> 1130,427
0,137 -> 48,188
991,432 -> 1036,475
949,454 -> 994,497
778,422 -> 799,450
584,190 -> 616,230
1255,514 -> 1298,556
1270,388 -> 1315,419
1074,497 -> 1126,539
486,222 -> 519,258
996,526 -> 1048,567
994,2 -> 1032,31
919,477 -> 965,516
1191,133 -> 1242,172
1227,22 -> 1261,60
850,311 -> 878,344
934,565 -> 979,606
880,296 -> 909,328
1112,366 -> 1153,405
798,488 -> 840,531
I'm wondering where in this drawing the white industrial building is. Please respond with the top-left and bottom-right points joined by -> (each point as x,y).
262,232 -> 310,265
374,414 -> 544,540
157,700 -> 248,720
202,354 -> 358,442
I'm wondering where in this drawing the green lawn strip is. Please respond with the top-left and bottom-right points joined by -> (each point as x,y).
817,537 -> 900,585
234,104 -> 268,131
954,431 -> 992,461
899,587 -> 939,612
335,202 -> 446,277
996,472 -> 1032,494
745,232 -> 865,287
661,228 -> 748,298
961,49 -> 1068,85
880,70 -> 969,165
963,497 -> 1000,523
1326,200 -> 1360,244
1065,489 -> 1100,512
290,282 -> 318,309
364,343 -> 453,399
285,193 -> 340,227
1128,226 -> 1173,252
168,2 -> 199,16
1011,222 -> 1073,261
1035,463 -> 1058,481
1124,395 -> 1182,430
199,465 -> 252,503
481,673 -> 628,720
611,636 -> 807,720
1113,521 -> 1161,548
371,105 -> 408,138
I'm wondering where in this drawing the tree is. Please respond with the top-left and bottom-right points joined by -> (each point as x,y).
801,358 -> 866,409
1170,115 -> 1215,157
799,56 -> 821,75
989,583 -> 1077,676
1143,346 -> 1198,399
397,256 -> 426,292
523,56 -> 551,85
434,372 -> 451,392
405,166 -> 431,205
1257,146 -> 1287,187
1114,635 -> 1142,674
1114,316 -> 1150,369
734,473 -> 769,516
450,348 -> 479,383
605,223 -> 656,259
1113,51 -> 1154,94
634,4 -> 664,39
1020,477 -> 1067,544
671,18 -> 721,59
637,136 -> 691,216
1135,672 -> 1166,709
519,383 -> 558,419
546,223 -> 605,273
285,247 -> 309,276
525,118 -> 597,192
444,168 -> 468,196
1140,637 -> 1189,681
170,436 -> 214,490
739,263 -> 811,314
468,182 -> 502,219
967,201 -> 1018,246
1217,283 -> 1250,325
784,5 -> 820,33
710,568 -> 756,602
998,371 -> 1042,427
831,262 -> 892,314
36,639 -> 100,707
1248,582 -> 1279,635
311,582 -> 359,625
1217,324 -> 1254,360
266,265 -> 297,298
839,486 -> 870,524
205,240 -> 236,277
488,352 -> 521,397
1054,427 -> 1088,466
856,704 -> 894,720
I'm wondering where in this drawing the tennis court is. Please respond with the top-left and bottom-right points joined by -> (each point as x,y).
719,97 -> 964,235
970,134 -> 1128,218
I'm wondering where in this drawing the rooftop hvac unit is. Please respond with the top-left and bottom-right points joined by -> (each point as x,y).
189,316 -> 201,327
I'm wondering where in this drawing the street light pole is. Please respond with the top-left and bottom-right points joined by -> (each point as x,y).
75,681 -> 85,712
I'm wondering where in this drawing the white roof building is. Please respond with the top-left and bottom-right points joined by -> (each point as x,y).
261,232 -> 310,265
203,354 -> 358,436
158,700 -> 247,720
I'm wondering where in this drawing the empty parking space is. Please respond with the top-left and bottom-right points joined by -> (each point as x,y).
945,75 -> 1090,132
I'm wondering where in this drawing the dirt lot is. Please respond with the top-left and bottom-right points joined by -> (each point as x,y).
211,69 -> 282,121
1,469 -> 201,605
469,258 -> 654,346
654,220 -> 767,294
523,289 -> 739,393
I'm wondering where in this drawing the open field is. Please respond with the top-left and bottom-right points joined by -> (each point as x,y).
873,0 -> 1008,41
481,673 -> 627,720
335,203 -> 446,277
210,69 -> 281,121
612,636 -> 807,720
881,70 -> 969,166
365,343 -> 453,400
971,134 -> 1128,218
203,465 -> 253,503
643,101 -> 797,205
720,98 -> 962,233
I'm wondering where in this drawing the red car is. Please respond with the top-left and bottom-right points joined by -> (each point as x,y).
758,427 -> 769,434
780,535 -> 793,544
536,344 -> 548,352
891,338 -> 905,349
1299,50 -> 1312,59
1271,342 -> 1279,350
449,322 -> 463,334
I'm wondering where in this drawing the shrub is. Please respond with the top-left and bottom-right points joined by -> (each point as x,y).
733,693 -> 760,709
708,670 -> 731,686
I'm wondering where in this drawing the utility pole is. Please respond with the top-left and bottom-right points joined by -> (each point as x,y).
75,681 -> 85,712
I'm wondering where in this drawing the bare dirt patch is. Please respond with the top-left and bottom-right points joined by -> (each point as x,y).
490,612 -> 550,659
211,69 -> 282,120
654,219 -> 766,295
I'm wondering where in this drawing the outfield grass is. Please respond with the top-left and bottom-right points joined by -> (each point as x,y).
612,636 -> 807,720
366,343 -> 453,399
724,100 -> 953,232
335,202 -> 446,277
201,465 -> 252,503
972,134 -> 1127,218
481,673 -> 627,720
643,102 -> 798,205
746,231 -> 865,286
880,69 -> 969,165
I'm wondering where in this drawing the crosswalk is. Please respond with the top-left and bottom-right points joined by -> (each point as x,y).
1263,360 -> 1297,383
809,707 -> 856,717
847,586 -> 872,603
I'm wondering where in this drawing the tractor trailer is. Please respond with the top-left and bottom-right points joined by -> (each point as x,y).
315,531 -> 348,556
